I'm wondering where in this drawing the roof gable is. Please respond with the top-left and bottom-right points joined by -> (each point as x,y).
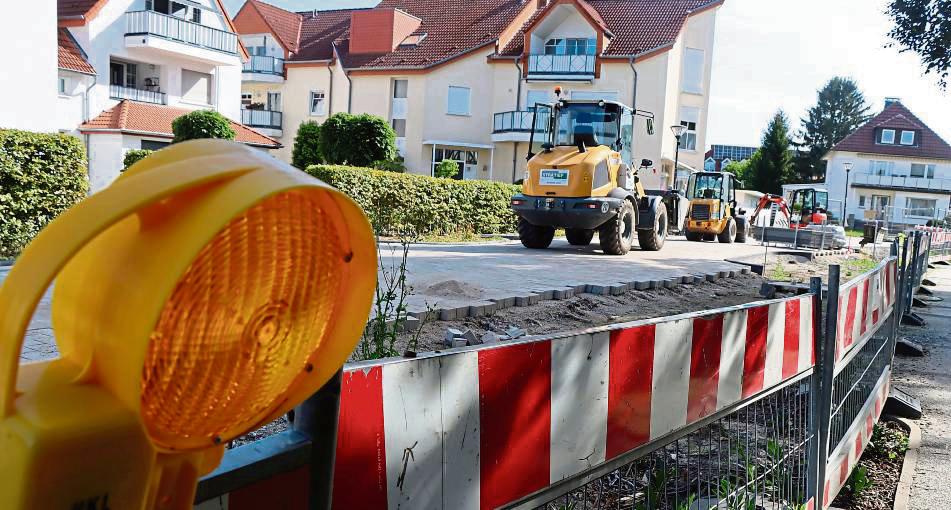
830,101 -> 951,161
79,101 -> 281,148
234,0 -> 303,53
500,0 -> 720,57
521,0 -> 612,38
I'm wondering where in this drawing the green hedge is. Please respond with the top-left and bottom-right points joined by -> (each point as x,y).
304,165 -> 520,236
123,149 -> 153,170
0,129 -> 88,258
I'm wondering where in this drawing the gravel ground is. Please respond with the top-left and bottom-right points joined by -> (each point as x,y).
830,419 -> 909,510
390,273 -> 770,355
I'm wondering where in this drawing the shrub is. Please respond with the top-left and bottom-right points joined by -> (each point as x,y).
123,149 -> 153,170
0,129 -> 88,258
304,164 -> 519,236
434,159 -> 459,179
317,113 -> 396,167
171,110 -> 236,143
370,157 -> 405,173
291,121 -> 322,169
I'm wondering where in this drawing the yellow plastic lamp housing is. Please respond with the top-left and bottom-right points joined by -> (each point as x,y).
0,140 -> 376,509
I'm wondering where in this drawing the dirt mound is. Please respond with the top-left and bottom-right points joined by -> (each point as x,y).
421,280 -> 483,298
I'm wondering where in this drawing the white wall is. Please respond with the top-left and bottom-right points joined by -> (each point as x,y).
0,0 -> 58,131
240,33 -> 285,58
87,133 -> 127,192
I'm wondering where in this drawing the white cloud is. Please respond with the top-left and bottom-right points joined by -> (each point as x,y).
708,0 -> 951,148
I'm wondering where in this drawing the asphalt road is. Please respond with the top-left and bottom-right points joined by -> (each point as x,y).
2,234 -> 770,363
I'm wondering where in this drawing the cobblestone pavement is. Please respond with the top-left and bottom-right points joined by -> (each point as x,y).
3,235 -> 770,363
891,265 -> 951,510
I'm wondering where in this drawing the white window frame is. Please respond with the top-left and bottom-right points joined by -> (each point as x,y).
447,86 -> 471,116
900,130 -> 916,145
905,197 -> 937,217
391,118 -> 406,138
678,106 -> 700,151
309,90 -> 326,116
682,47 -> 705,94
880,129 -> 896,144
241,92 -> 252,107
58,77 -> 67,95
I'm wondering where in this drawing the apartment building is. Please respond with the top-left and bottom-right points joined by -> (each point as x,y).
0,0 -> 280,192
823,99 -> 951,227
233,0 -> 722,189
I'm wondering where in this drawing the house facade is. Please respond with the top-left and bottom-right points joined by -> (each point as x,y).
823,99 -> 951,228
233,0 -> 722,189
703,144 -> 756,171
2,0 -> 281,192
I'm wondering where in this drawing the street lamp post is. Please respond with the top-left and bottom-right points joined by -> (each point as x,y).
842,161 -> 853,228
670,124 -> 687,189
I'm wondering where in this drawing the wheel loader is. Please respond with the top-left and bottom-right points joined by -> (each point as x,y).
511,97 -> 685,255
683,171 -> 748,243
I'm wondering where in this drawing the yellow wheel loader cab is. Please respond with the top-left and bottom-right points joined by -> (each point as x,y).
511,99 -> 668,255
683,171 -> 749,244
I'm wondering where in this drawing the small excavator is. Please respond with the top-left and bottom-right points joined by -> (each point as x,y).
510,93 -> 687,255
751,187 -> 830,228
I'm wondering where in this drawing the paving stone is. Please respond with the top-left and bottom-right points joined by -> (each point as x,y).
515,294 -> 540,306
490,296 -> 515,309
587,284 -> 611,296
610,284 -> 627,295
533,289 -> 555,300
553,287 -> 574,300
634,280 -> 651,290
719,270 -> 730,278
740,267 -> 751,275
706,273 -> 718,282
403,316 -> 421,332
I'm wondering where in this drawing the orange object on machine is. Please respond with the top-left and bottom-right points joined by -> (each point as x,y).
751,187 -> 830,229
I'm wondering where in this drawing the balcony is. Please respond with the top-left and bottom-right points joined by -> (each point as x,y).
125,10 -> 239,65
491,110 -> 549,142
850,172 -> 951,193
109,84 -> 167,105
241,109 -> 282,137
242,56 -> 285,83
527,55 -> 595,81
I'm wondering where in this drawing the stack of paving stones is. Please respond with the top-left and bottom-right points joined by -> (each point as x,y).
390,267 -> 752,333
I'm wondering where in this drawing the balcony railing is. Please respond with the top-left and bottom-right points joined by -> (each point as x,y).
126,10 -> 238,55
851,172 -> 951,192
527,54 -> 595,77
241,109 -> 282,130
243,55 -> 284,75
492,110 -> 549,133
109,84 -> 167,105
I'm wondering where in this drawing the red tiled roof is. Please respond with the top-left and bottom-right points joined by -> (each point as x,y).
501,0 -> 717,57
58,28 -> 96,75
243,0 -> 303,53
830,101 -> 951,161
79,101 -> 282,148
58,0 -> 108,21
293,8 -> 359,61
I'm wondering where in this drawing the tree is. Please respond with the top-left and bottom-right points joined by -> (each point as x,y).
291,121 -> 322,169
317,113 -> 396,167
171,110 -> 236,143
434,159 -> 458,178
723,157 -> 754,188
798,77 -> 871,181
748,111 -> 794,195
123,149 -> 153,170
887,0 -> 951,89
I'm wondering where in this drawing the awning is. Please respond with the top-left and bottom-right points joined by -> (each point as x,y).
423,140 -> 495,150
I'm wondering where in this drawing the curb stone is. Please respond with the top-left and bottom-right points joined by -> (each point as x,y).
893,417 -> 921,510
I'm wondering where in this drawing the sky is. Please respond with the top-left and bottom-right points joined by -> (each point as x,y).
222,0 -> 951,148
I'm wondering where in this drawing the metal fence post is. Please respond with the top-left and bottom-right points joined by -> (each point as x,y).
888,240 -> 902,362
806,276 -> 825,506
908,232 -> 922,315
292,369 -> 343,510
813,265 -> 840,510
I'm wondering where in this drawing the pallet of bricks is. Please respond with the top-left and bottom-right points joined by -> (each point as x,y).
196,234 -> 934,510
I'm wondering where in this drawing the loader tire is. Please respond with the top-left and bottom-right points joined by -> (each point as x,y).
637,203 -> 667,251
685,230 -> 702,242
600,200 -> 636,255
735,217 -> 749,243
566,228 -> 595,246
718,218 -> 736,244
518,218 -> 555,249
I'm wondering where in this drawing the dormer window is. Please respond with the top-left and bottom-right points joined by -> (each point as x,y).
880,129 -> 896,144
544,38 -> 597,56
900,130 -> 916,146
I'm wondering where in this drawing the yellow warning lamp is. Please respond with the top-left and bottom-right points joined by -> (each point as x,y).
0,140 -> 376,509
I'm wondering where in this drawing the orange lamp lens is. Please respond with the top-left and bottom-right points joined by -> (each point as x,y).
140,190 -> 344,449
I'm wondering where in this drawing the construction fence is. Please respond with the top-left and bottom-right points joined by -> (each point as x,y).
194,231 -> 940,510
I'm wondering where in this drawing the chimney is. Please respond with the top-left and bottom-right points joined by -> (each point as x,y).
884,97 -> 901,107
349,8 -> 422,54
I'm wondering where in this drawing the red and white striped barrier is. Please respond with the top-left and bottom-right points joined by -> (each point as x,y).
822,369 -> 891,508
331,295 -> 816,510
914,226 -> 951,246
834,260 -> 896,369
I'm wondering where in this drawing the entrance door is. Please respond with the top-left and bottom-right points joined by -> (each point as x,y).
871,195 -> 890,221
